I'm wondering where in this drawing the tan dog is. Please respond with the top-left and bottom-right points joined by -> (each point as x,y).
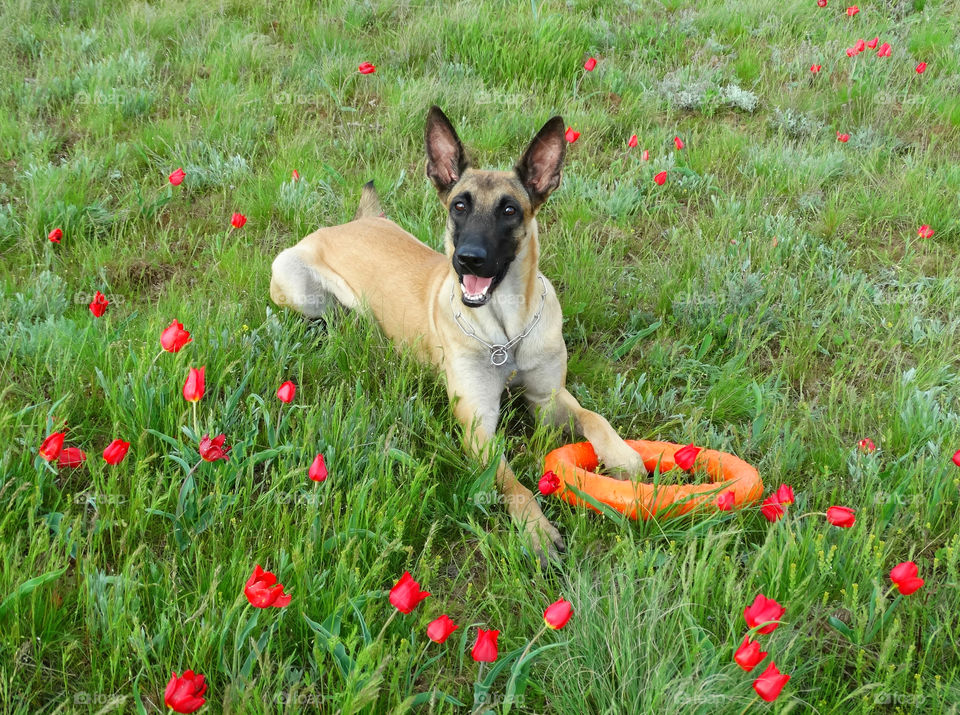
270,107 -> 647,560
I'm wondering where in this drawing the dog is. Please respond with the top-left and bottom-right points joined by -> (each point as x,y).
270,106 -> 648,561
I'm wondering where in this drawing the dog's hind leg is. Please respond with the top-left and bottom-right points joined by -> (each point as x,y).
270,246 -> 358,319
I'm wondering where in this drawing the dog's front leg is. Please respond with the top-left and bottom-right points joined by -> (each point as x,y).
446,368 -> 564,563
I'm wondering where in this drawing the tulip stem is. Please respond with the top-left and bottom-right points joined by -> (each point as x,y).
376,609 -> 399,644
147,349 -> 164,375
491,623 -> 549,715
186,458 -> 203,479
192,401 -> 199,439
794,512 -> 825,520
738,694 -> 760,714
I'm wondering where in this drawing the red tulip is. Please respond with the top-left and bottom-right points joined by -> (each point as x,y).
915,62 -> 927,74
161,319 -> 192,353
358,62 -> 376,74
858,437 -> 876,452
753,662 -> 790,702
564,127 -> 580,143
917,225 -> 934,239
164,670 -> 207,713
734,636 -> 768,672
810,64 -> 822,73
889,561 -> 924,595
102,439 -> 130,465
846,5 -> 859,16
583,57 -> 597,71
427,615 -> 459,643
58,447 -> 87,469
627,134 -> 638,148
775,484 -> 794,505
716,491 -> 735,511
89,291 -> 109,317
877,43 -> 891,57
674,136 -> 684,150
743,594 -> 785,634
230,212 -> 247,229
48,227 -> 63,243
39,432 -> 65,461
761,495 -> 785,522
653,171 -> 667,185
471,628 -> 499,662
953,450 -> 960,468
292,169 -> 300,181
854,39 -> 866,53
183,367 -> 205,402
168,168 -> 186,186
674,443 -> 701,471
817,0 -> 827,6
641,149 -> 649,161
866,37 -> 878,49
837,132 -> 850,143
538,470 -> 561,496
277,381 -> 296,403
544,598 -> 573,630
244,564 -> 292,608
308,453 -> 328,482
826,506 -> 856,527
846,47 -> 858,57
198,433 -> 230,462
389,571 -> 430,614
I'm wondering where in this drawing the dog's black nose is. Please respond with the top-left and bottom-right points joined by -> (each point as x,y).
455,246 -> 487,273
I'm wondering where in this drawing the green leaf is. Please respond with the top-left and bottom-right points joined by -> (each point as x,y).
0,567 -> 68,616
828,616 -> 856,642
613,320 -> 662,360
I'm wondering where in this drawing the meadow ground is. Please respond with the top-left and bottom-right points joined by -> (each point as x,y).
2,0 -> 960,713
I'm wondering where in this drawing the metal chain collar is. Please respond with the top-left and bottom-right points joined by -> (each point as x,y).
449,275 -> 547,366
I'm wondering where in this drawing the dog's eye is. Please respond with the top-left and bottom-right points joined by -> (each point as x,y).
503,206 -> 516,216
453,201 -> 466,212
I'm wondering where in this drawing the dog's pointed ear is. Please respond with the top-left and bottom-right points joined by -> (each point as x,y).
425,106 -> 469,199
515,115 -> 566,212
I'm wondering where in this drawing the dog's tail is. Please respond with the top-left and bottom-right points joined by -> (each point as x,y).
354,180 -> 385,220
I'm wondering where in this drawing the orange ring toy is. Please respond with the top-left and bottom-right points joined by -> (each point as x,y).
543,440 -> 763,520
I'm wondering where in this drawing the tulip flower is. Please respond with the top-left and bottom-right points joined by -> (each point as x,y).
953,450 -> 960,468
917,225 -> 934,239
674,443 -> 701,471
277,381 -> 296,403
389,572 -> 430,614
889,561 -> 924,595
775,484 -> 795,505
168,168 -> 186,186
308,453 -> 328,482
164,670 -> 207,713
854,39 -> 866,53
817,0 -> 827,6
743,594 -> 785,635
866,37 -> 878,49
716,491 -> 735,511
102,439 -> 130,465
876,43 -> 891,57
89,291 -> 109,317
427,615 -> 459,643
39,432 -> 65,461
538,470 -> 560,496
761,494 -> 785,522
641,149 -> 649,161
826,506 -> 856,527
358,62 -> 376,74
837,132 -> 850,143
161,319 -> 192,353
916,62 -> 927,74
654,171 -> 667,185
292,169 -> 300,181
471,628 -> 499,662
230,212 -> 247,229
564,127 -> 580,143
583,57 -> 597,71
857,437 -> 876,452
846,5 -> 859,16
198,433 -> 230,462
48,228 -> 63,243
753,662 -> 790,702
810,64 -> 822,73
244,564 -> 292,608
183,367 -> 205,402
674,136 -> 685,150
846,47 -> 858,57
544,599 -> 573,630
627,134 -> 638,148
58,447 -> 87,469
734,636 -> 768,671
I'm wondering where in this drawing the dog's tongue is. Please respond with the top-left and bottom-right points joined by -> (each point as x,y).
463,275 -> 493,294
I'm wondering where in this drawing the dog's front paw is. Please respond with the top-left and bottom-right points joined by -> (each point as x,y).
602,449 -> 649,481
524,516 -> 565,568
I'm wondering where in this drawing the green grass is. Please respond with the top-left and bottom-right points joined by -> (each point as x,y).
2,0 -> 960,712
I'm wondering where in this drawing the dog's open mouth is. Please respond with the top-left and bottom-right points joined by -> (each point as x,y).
460,274 -> 496,306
